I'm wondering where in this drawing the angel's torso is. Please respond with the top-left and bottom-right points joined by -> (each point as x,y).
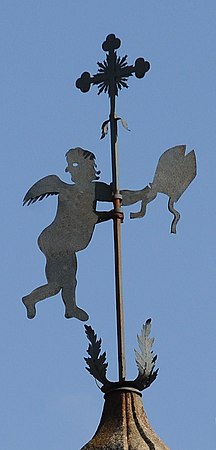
38,183 -> 98,255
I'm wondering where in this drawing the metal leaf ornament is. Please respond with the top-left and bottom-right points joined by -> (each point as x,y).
84,325 -> 108,385
134,319 -> 158,390
100,117 -> 130,139
120,118 -> 130,131
100,120 -> 109,139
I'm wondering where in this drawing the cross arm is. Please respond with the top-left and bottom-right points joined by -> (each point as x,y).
76,57 -> 150,94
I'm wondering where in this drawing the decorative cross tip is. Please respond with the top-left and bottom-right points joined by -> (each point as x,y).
102,33 -> 121,52
76,33 -> 150,97
75,72 -> 91,93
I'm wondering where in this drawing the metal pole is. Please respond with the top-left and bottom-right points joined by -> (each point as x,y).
109,83 -> 126,382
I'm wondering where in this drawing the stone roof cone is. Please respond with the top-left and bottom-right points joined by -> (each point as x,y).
81,387 -> 169,449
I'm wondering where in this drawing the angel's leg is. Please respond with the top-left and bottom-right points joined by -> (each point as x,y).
22,282 -> 60,319
59,253 -> 89,321
61,283 -> 89,321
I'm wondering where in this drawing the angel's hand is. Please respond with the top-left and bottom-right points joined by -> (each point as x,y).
96,209 -> 124,224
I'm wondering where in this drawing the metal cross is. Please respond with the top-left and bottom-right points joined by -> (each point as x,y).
76,34 -> 150,382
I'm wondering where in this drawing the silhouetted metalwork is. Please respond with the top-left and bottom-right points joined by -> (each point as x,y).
75,34 -> 196,449
22,147 -> 114,321
21,32 -> 197,450
76,33 -> 150,97
22,146 -> 153,321
84,320 -> 158,393
127,145 -> 196,233
76,33 -> 151,383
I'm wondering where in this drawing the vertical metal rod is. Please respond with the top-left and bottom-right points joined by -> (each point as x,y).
109,85 -> 126,382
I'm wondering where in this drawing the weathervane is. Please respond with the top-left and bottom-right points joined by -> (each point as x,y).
23,34 -> 196,449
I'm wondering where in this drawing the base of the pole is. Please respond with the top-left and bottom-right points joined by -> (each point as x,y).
81,387 -> 170,449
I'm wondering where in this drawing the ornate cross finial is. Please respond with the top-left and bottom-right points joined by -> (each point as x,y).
76,34 -> 151,382
75,34 -> 196,387
76,33 -> 150,97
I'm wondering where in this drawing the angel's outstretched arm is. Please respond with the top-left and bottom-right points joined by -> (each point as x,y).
121,185 -> 157,219
95,182 -> 152,206
23,175 -> 68,205
121,185 -> 151,206
95,183 -> 156,221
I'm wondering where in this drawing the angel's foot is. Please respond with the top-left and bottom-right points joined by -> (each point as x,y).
65,306 -> 89,322
22,296 -> 36,319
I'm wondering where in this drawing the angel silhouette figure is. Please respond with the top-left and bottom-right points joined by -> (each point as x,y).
22,145 -> 196,321
23,148 -> 114,320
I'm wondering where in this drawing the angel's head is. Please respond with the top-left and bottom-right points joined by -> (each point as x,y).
65,147 -> 101,183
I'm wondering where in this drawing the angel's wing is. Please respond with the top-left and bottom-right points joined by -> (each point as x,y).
23,175 -> 68,205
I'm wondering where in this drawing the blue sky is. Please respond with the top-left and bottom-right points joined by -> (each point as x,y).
1,1 -> 216,449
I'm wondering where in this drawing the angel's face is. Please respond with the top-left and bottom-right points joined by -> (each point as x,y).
66,160 -> 92,184
66,161 -> 81,183
65,148 -> 100,184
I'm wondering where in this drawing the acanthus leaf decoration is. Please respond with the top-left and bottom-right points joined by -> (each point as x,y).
84,325 -> 108,385
84,321 -> 159,393
134,319 -> 159,390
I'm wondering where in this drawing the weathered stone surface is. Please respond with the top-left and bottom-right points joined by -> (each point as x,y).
81,388 -> 170,450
